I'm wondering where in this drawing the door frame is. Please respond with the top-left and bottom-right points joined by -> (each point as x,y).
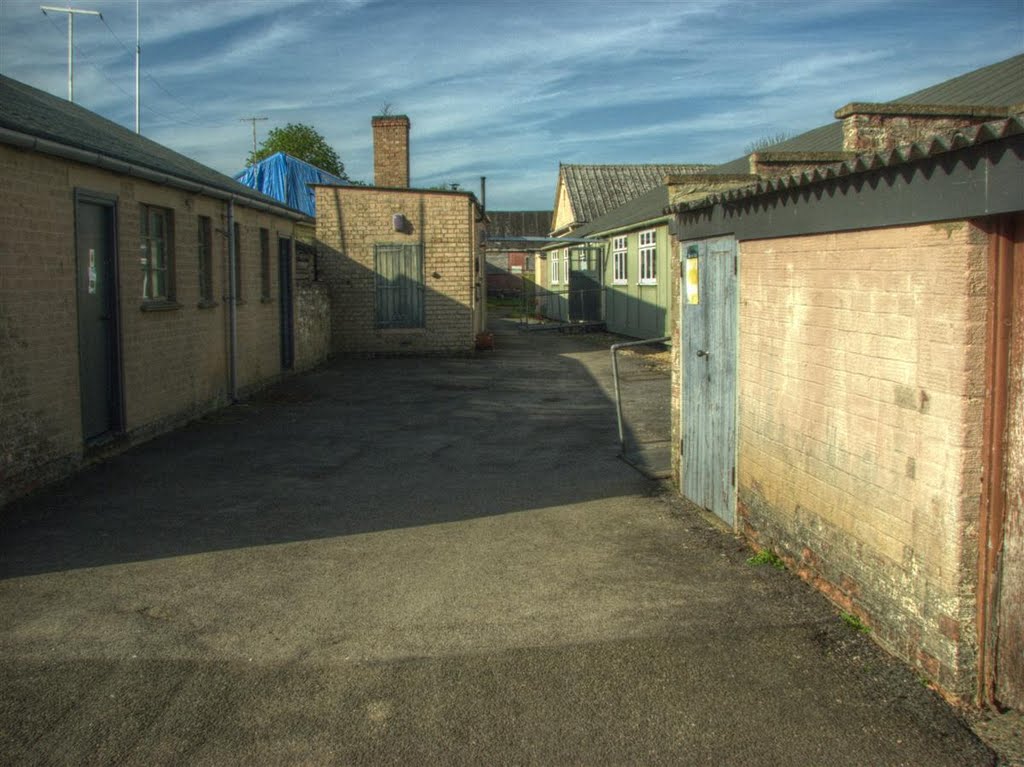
977,213 -> 1022,706
278,235 -> 295,371
73,189 -> 125,443
678,236 -> 739,527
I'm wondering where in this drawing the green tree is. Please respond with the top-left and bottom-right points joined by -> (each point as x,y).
247,123 -> 347,178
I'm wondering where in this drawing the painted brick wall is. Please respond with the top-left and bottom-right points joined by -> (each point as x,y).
314,186 -> 484,355
0,145 -> 299,506
735,222 -> 989,698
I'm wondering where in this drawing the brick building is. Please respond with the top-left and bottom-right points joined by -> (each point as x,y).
666,54 -> 1023,707
0,75 -> 324,507
485,210 -> 551,297
313,116 -> 486,355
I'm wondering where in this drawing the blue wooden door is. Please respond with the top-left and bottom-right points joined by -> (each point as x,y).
681,237 -> 737,525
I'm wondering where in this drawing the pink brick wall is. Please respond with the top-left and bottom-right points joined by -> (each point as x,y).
735,222 -> 989,697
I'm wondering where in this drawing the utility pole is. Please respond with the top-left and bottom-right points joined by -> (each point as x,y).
240,116 -> 268,160
40,5 -> 102,102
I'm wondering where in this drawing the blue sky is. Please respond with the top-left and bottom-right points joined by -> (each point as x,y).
1,0 -> 1021,209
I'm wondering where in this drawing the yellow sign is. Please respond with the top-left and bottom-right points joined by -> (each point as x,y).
686,257 -> 699,305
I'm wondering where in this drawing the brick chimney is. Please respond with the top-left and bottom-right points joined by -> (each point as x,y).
372,115 -> 410,188
835,102 -> 1011,153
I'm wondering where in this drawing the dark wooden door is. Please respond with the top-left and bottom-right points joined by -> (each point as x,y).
681,237 -> 737,525
278,237 -> 295,370
75,196 -> 121,442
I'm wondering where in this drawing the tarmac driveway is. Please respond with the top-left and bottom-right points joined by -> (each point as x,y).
0,320 -> 993,765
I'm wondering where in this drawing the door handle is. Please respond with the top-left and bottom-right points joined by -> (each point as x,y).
696,349 -> 709,358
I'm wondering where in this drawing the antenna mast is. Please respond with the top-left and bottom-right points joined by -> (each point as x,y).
40,5 -> 102,102
135,0 -> 140,133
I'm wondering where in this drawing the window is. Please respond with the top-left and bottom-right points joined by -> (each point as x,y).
612,236 -> 627,284
232,222 -> 243,302
140,204 -> 174,300
562,248 -> 569,283
259,227 -> 271,300
638,229 -> 657,285
550,252 -> 560,284
375,243 -> 424,328
197,215 -> 214,305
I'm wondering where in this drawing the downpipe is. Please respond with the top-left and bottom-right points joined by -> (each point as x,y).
227,199 -> 238,402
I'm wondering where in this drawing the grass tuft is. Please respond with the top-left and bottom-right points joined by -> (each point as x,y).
747,548 -> 785,570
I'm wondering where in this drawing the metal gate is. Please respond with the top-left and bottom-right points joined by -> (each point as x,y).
568,246 -> 603,322
680,237 -> 737,525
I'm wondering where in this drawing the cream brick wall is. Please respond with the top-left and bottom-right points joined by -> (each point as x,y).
737,223 -> 988,696
314,187 -> 483,355
0,144 -> 302,505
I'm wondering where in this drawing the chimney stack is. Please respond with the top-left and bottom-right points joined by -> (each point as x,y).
372,114 -> 410,188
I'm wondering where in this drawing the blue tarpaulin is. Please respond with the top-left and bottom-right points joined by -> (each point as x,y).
233,152 -> 348,217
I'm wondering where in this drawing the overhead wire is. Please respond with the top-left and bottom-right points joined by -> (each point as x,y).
97,13 -> 207,126
40,8 -> 211,130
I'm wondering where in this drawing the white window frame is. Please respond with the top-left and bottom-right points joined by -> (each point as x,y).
550,252 -> 560,284
612,235 -> 628,285
638,229 -> 657,285
562,248 -> 570,283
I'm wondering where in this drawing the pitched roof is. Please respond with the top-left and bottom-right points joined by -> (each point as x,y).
711,53 -> 1024,173
0,74 -> 305,216
558,163 -> 711,226
486,210 -> 553,238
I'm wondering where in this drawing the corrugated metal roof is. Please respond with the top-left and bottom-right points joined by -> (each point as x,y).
486,210 -> 553,238
668,116 -> 1024,214
711,53 -> 1024,174
897,53 -> 1024,106
0,74 -> 302,215
560,163 -> 710,225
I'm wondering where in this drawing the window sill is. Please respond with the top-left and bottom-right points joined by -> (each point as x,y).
197,299 -> 219,310
612,280 -> 628,286
140,299 -> 183,312
638,281 -> 658,287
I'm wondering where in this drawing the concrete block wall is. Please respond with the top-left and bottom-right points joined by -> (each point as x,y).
0,144 -> 300,506
314,186 -> 483,355
734,222 -> 989,698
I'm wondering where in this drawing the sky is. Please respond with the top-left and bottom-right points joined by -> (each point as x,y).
0,0 -> 1021,210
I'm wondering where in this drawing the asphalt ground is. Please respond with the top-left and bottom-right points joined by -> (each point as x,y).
0,317 -> 995,765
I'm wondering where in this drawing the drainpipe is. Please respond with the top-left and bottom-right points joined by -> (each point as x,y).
227,199 -> 238,402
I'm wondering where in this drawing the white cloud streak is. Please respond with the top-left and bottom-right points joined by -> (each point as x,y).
1,0 -> 1020,208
